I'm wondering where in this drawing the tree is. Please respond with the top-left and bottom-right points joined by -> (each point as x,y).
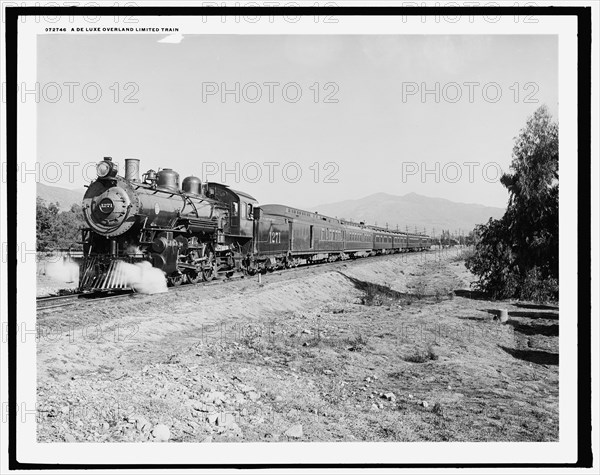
466,105 -> 558,301
36,197 -> 59,251
36,199 -> 85,251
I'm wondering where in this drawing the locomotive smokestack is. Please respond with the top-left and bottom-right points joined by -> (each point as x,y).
125,158 -> 140,182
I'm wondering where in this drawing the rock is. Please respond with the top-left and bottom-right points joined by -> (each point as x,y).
201,435 -> 213,443
60,405 -> 70,415
136,417 -> 151,432
206,413 -> 219,425
64,434 -> 76,443
193,402 -> 216,413
447,385 -> 452,390
274,395 -> 283,402
230,422 -> 243,437
201,391 -> 226,405
408,394 -> 414,399
433,402 -> 444,416
302,329 -> 311,335
383,392 -> 396,402
216,412 -> 236,427
232,393 -> 246,405
371,404 -> 378,411
372,375 -> 378,380
151,424 -> 170,442
421,401 -> 429,408
239,384 -> 256,394
284,424 -> 303,439
102,422 -> 110,430
248,391 -> 260,402
365,377 -> 372,383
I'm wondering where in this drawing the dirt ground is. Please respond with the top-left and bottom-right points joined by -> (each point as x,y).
36,248 -> 558,442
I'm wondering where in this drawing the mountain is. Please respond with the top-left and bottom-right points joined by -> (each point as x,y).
36,184 -> 505,234
37,183 -> 86,211
312,192 -> 505,234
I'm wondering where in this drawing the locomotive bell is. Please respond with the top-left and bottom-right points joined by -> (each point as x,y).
156,168 -> 180,191
182,176 -> 202,195
143,169 -> 157,184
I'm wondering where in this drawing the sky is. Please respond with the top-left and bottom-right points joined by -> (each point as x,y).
37,34 -> 558,209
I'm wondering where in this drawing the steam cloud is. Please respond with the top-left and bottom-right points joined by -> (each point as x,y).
115,261 -> 168,294
46,259 -> 79,283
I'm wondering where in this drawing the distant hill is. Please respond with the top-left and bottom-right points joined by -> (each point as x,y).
312,192 -> 505,234
37,183 -> 85,211
36,184 -> 505,234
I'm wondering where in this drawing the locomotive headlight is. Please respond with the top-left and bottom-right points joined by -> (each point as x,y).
96,157 -> 118,178
96,161 -> 112,178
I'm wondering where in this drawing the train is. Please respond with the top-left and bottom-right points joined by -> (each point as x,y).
79,157 -> 432,291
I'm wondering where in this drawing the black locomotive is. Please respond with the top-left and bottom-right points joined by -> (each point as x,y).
79,158 -> 431,291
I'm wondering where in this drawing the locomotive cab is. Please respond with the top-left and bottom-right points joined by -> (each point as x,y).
205,182 -> 257,238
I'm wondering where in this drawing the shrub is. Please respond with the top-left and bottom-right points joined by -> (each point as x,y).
404,346 -> 438,363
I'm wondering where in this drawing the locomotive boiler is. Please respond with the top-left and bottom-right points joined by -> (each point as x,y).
80,157 -> 249,289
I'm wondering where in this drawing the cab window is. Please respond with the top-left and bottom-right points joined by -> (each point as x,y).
247,203 -> 253,220
232,202 -> 239,217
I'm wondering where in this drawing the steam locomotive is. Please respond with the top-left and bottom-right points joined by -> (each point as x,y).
79,157 -> 431,291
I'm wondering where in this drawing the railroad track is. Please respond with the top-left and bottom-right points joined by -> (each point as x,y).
37,249 -> 455,311
36,291 -> 135,311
